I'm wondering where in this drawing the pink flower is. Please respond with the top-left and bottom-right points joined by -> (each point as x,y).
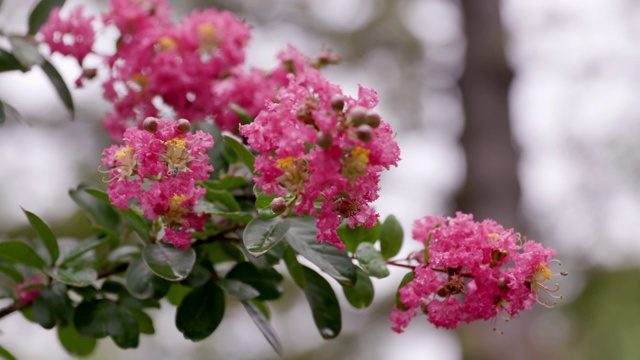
16,276 -> 42,304
39,7 -> 95,63
390,212 -> 562,332
240,53 -> 401,250
102,118 -> 214,249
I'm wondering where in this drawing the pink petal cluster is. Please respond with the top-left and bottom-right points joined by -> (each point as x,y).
240,55 -> 401,250
390,212 -> 560,332
102,118 -> 214,249
16,276 -> 42,304
38,7 -> 95,63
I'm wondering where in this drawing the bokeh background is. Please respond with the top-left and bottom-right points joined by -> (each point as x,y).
1,0 -> 639,359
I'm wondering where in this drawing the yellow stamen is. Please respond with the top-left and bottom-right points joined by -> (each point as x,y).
488,233 -> 500,240
130,74 -> 148,91
198,24 -> 218,52
276,156 -> 306,192
157,36 -> 178,51
341,147 -> 370,183
162,137 -> 192,175
115,146 -> 134,160
165,194 -> 189,223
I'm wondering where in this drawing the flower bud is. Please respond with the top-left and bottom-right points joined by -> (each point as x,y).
143,117 -> 159,133
317,132 -> 333,148
365,110 -> 381,128
347,106 -> 368,126
330,95 -> 345,113
270,197 -> 287,214
356,124 -> 372,142
296,105 -> 315,125
177,118 -> 191,133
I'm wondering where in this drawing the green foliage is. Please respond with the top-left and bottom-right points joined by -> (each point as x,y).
57,323 -> 97,356
343,267 -> 374,309
223,135 -> 255,173
241,300 -> 282,356
355,242 -> 389,278
301,266 -> 342,339
23,209 -> 59,265
142,243 -> 196,281
395,271 -> 415,311
33,284 -> 73,329
44,266 -> 97,287
28,0 -> 66,35
243,217 -> 290,256
0,346 -> 17,360
379,215 -> 403,259
0,49 -> 24,73
74,299 -> 140,348
337,221 -> 380,253
0,240 -> 46,269
176,281 -> 225,341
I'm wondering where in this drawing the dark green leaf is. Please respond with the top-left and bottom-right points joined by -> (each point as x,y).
241,301 -> 282,356
200,176 -> 249,190
69,185 -> 121,231
204,189 -> 241,212
243,217 -> 290,257
379,215 -> 403,259
230,103 -> 254,125
166,283 -> 191,306
301,266 -> 341,339
253,185 -> 278,219
176,281 -> 225,341
44,266 -> 97,287
142,243 -> 195,281
217,279 -> 259,301
181,263 -> 211,288
395,271 -> 416,311
74,300 -> 139,348
194,202 -> 253,224
41,60 -> 74,118
337,221 -> 380,254
58,237 -> 107,267
28,0 -> 65,35
129,308 -> 154,334
107,246 -> 140,263
226,262 -> 283,301
0,101 -> 4,125
355,242 -> 389,278
284,217 -> 356,286
33,284 -> 73,329
22,209 -> 58,265
0,345 -> 17,360
0,241 -> 46,269
0,49 -> 24,73
120,209 -> 151,242
223,135 -> 255,174
57,323 -> 97,357
283,244 -> 305,288
8,36 -> 44,69
0,260 -> 24,283
343,267 -> 374,309
200,242 -> 244,264
126,258 -> 158,299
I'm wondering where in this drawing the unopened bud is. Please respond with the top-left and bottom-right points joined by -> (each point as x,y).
270,197 -> 287,214
347,106 -> 368,126
83,68 -> 97,80
365,110 -> 381,128
296,106 -> 314,125
143,117 -> 158,133
330,95 -> 345,113
317,132 -> 333,148
356,124 -> 372,142
177,118 -> 191,133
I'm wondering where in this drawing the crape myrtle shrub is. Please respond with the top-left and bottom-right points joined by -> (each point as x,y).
0,0 -> 565,357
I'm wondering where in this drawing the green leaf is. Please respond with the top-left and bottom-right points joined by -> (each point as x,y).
241,301 -> 282,356
343,267 -> 374,309
0,241 -> 46,269
8,36 -> 44,69
0,48 -> 24,73
58,237 -> 108,267
69,185 -> 121,231
74,299 -> 140,348
395,271 -> 416,311
129,308 -> 155,334
0,260 -> 24,283
126,258 -> 159,299
217,279 -> 260,301
57,323 -> 97,357
44,266 -> 97,287
194,202 -> 253,224
226,262 -> 283,301
379,215 -> 403,259
142,243 -> 195,281
254,185 -> 278,219
230,103 -> 254,125
33,284 -> 73,329
0,101 -> 5,125
0,346 -> 17,360
337,221 -> 380,254
284,217 -> 356,286
355,242 -> 389,278
283,243 -> 305,288
28,0 -> 65,35
200,176 -> 249,190
22,209 -> 58,265
301,266 -> 341,339
223,135 -> 255,174
120,209 -> 151,242
176,281 -> 225,341
41,60 -> 74,118
243,217 -> 290,257
166,283 -> 191,306
204,189 -> 241,212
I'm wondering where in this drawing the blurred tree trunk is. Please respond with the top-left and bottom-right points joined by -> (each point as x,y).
456,0 -> 520,229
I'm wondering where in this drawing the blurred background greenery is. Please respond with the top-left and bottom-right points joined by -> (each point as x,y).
2,0 -> 640,359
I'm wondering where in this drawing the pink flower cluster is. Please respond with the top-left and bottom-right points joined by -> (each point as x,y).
102,118 -> 213,249
390,212 -> 561,332
38,7 -> 95,64
240,54 -> 401,250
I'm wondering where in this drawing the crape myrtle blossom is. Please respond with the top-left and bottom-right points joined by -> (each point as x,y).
38,7 -> 96,64
390,212 -> 563,332
240,56 -> 401,250
102,118 -> 213,249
